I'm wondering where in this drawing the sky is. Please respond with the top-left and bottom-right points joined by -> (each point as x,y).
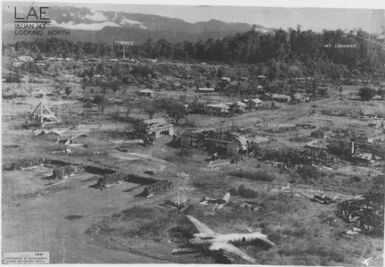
4,1 -> 385,33
58,3 -> 385,33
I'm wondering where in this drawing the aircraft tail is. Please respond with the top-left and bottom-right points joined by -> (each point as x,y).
222,192 -> 230,203
172,248 -> 198,254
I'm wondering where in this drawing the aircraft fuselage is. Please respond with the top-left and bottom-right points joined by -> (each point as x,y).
189,232 -> 271,246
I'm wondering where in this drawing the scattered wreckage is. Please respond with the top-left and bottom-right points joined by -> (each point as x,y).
337,175 -> 384,236
337,197 -> 383,236
45,165 -> 84,180
199,192 -> 231,210
139,180 -> 174,198
300,192 -> 336,205
3,157 -> 47,171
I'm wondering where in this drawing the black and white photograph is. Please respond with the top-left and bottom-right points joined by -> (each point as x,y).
1,0 -> 385,265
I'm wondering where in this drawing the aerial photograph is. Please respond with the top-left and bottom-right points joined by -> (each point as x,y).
2,1 -> 384,265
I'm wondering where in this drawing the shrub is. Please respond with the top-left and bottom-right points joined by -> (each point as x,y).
358,87 -> 376,101
178,148 -> 192,157
238,185 -> 259,198
130,65 -> 155,78
231,169 -> 275,182
229,187 -> 238,196
5,72 -> 22,83
282,227 -> 306,237
296,165 -> 322,180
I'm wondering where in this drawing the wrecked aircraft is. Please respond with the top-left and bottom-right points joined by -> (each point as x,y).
172,215 -> 275,264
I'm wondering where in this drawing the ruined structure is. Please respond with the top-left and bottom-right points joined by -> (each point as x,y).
272,93 -> 291,103
47,165 -> 84,179
139,180 -> 174,197
179,130 -> 248,156
3,157 -> 47,171
205,103 -> 231,116
136,89 -> 154,98
197,87 -> 215,93
31,94 -> 59,124
94,172 -> 127,188
205,132 -> 247,156
180,131 -> 206,148
140,118 -> 174,139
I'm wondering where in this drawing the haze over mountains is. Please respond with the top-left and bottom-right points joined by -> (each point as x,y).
3,6 -> 270,44
3,4 -> 384,44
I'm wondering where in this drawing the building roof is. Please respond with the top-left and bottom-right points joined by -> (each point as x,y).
198,87 -> 215,92
206,103 -> 229,109
235,101 -> 247,107
272,94 -> 291,99
138,89 -> 154,94
143,118 -> 168,125
17,56 -> 34,62
250,98 -> 263,104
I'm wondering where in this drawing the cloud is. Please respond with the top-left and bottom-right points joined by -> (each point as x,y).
85,10 -> 108,22
120,17 -> 147,29
50,20 -> 121,31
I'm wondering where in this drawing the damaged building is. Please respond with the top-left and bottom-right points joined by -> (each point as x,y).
142,118 -> 174,138
46,164 -> 84,179
272,94 -> 292,103
3,157 -> 47,171
135,118 -> 174,144
205,132 -> 248,156
179,130 -> 248,156
138,180 -> 174,197
204,103 -> 231,116
136,89 -> 154,98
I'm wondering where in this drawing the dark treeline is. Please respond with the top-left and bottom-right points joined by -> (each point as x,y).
3,27 -> 385,79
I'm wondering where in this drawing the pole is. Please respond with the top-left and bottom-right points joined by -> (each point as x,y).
123,45 -> 125,58
41,93 -> 44,124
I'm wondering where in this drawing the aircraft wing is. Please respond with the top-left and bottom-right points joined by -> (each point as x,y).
186,215 -> 216,235
239,232 -> 275,247
209,242 -> 256,264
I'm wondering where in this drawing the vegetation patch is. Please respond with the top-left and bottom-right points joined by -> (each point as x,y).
65,215 -> 83,220
230,169 -> 276,182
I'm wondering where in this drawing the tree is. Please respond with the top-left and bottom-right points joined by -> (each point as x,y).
65,86 -> 72,98
358,87 -> 376,101
4,28 -> 385,82
100,80 -> 109,95
124,97 -> 137,117
162,99 -> 187,125
93,94 -> 108,114
110,76 -> 121,94
54,80 -> 65,96
141,99 -> 158,119
81,77 -> 88,93
376,88 -> 385,99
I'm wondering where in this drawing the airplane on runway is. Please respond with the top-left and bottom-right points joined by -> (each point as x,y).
172,215 -> 275,264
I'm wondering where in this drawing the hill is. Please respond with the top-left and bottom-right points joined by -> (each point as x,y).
2,6 -> 270,44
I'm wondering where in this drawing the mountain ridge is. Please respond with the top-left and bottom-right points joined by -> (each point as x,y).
3,6 -> 272,44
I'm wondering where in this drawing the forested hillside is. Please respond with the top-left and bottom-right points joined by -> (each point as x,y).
3,27 -> 385,80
